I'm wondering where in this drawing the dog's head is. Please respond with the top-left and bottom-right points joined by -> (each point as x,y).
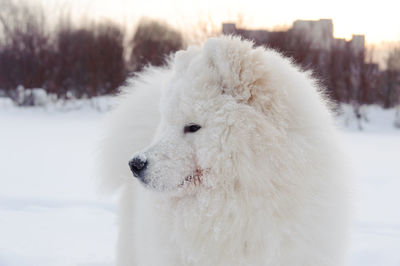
127,36 -> 324,195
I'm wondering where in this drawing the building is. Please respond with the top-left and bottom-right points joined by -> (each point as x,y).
292,19 -> 333,50
222,19 -> 365,54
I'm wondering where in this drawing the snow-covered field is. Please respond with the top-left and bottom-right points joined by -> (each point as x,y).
0,98 -> 399,266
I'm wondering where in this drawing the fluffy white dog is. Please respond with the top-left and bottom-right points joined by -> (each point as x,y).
99,36 -> 350,266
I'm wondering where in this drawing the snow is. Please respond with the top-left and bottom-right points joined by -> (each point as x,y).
338,104 -> 400,132
0,99 -> 399,266
0,99 -> 116,266
345,132 -> 400,266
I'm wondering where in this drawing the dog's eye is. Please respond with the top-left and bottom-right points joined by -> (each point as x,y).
184,124 -> 201,134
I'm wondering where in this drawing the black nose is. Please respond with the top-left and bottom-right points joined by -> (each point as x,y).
128,156 -> 148,178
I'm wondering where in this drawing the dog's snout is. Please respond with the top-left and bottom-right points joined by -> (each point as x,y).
129,156 -> 148,179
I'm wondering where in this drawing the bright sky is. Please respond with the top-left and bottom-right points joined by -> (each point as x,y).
40,0 -> 400,44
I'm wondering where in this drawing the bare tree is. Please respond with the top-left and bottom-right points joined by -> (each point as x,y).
185,16 -> 220,45
384,45 -> 400,127
381,45 -> 400,108
0,0 -> 51,99
387,46 -> 400,71
53,21 -> 126,98
0,0 -> 126,100
129,18 -> 184,72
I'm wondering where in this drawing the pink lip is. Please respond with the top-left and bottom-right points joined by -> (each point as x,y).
179,168 -> 205,187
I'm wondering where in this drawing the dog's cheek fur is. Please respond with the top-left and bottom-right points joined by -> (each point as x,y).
140,131 -> 197,192
192,104 -> 275,193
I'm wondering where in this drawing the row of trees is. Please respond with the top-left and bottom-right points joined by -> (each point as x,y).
1,0 -> 399,108
0,0 -> 184,102
252,29 -> 400,108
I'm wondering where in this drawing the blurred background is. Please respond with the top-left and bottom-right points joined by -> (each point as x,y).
0,0 -> 399,265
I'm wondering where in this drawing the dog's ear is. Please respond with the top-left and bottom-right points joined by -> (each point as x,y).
174,45 -> 201,74
202,36 -> 272,108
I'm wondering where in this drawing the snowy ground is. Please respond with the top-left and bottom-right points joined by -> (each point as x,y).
0,98 -> 399,266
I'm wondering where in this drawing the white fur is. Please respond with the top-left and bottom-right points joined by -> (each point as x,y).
99,36 -> 350,266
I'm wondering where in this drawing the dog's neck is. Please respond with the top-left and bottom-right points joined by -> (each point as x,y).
150,189 -> 276,265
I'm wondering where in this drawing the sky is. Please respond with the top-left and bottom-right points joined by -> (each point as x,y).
38,0 -> 400,44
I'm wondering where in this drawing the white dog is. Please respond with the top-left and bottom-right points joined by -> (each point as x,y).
99,36 -> 350,266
